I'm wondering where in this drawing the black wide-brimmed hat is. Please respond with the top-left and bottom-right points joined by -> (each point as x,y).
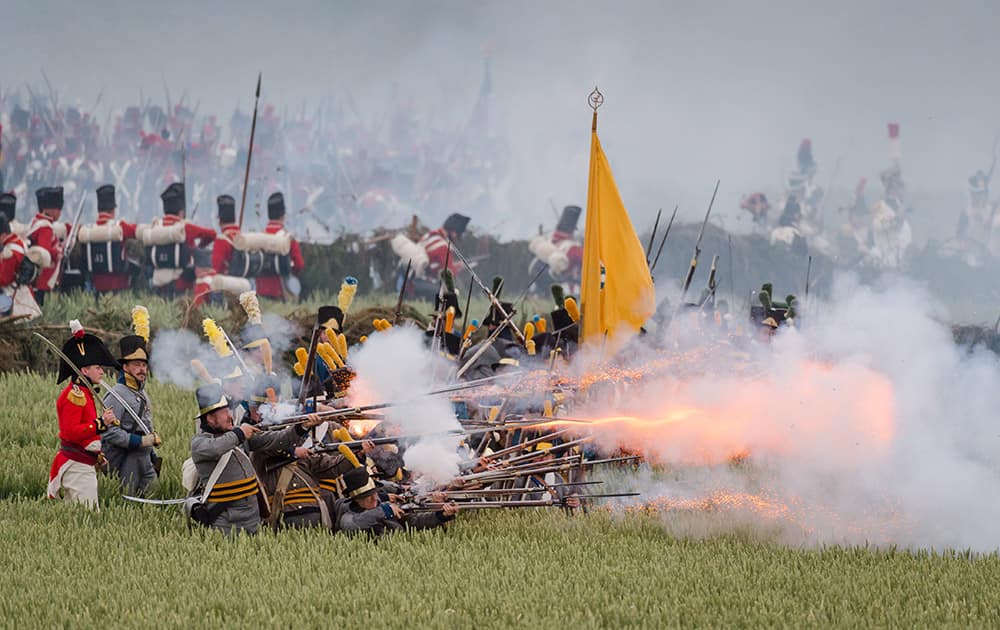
342,466 -> 377,500
317,305 -> 344,332
58,323 -> 118,383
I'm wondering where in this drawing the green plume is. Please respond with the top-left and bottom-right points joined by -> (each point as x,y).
551,284 -> 565,307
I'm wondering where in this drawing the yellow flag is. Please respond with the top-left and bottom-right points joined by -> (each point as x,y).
580,116 -> 655,351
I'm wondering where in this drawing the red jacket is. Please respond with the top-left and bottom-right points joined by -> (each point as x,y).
90,212 -> 137,292
0,233 -> 27,288
211,224 -> 241,275
48,380 -> 103,486
255,220 -> 303,299
160,214 -> 216,291
27,213 -> 62,291
418,227 -> 461,278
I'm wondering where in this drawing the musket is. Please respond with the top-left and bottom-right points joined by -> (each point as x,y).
237,73 -> 262,229
649,205 -> 678,273
679,180 -> 720,303
449,241 -> 526,344
456,274 -> 475,358
392,258 -> 412,325
220,328 -> 250,375
503,436 -> 593,466
645,207 -> 662,265
439,481 -> 604,497
698,255 -> 719,311
266,373 -> 519,430
54,193 -> 88,286
483,428 -> 573,460
804,255 -> 812,298
455,308 -> 518,379
403,493 -> 640,512
296,324 -> 323,407
727,234 -> 735,303
311,427 -> 496,452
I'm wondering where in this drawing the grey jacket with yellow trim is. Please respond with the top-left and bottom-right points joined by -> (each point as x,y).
189,425 -> 304,535
101,375 -> 156,494
253,451 -> 355,529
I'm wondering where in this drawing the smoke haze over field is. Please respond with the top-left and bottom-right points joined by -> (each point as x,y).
3,0 -> 998,234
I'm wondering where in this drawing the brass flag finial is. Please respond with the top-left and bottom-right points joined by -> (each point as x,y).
588,86 -> 604,111
589,86 -> 604,131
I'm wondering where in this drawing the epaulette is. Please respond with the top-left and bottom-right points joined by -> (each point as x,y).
67,385 -> 87,407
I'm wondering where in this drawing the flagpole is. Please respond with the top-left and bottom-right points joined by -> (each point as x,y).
584,87 -> 604,343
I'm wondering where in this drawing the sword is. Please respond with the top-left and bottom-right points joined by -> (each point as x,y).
34,333 -> 154,435
33,332 -> 108,415
122,495 -> 186,506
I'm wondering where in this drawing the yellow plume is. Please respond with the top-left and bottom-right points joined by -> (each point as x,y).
333,427 -> 352,443
564,297 -> 580,322
293,361 -> 305,377
295,347 -> 308,365
444,306 -> 455,333
359,335 -> 368,344
338,277 -> 358,314
335,333 -> 348,362
131,306 -> 150,341
526,339 -> 536,356
524,322 -> 535,341
202,319 -> 231,357
238,291 -> 262,325
463,324 -> 476,341
536,317 -> 547,334
338,444 -> 361,468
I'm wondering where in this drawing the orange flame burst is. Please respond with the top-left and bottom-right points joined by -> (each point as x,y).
348,419 -> 382,438
549,361 -> 896,466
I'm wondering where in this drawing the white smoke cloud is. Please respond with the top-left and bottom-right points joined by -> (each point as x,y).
149,328 -> 220,390
349,326 -> 463,483
575,274 -> 1000,551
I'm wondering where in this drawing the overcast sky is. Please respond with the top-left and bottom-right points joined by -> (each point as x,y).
3,0 -> 998,232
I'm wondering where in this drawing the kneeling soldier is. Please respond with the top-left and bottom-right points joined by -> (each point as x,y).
187,382 -> 322,535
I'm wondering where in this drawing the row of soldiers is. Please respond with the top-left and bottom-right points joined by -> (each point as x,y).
45,284 -> 597,536
0,182 -> 306,317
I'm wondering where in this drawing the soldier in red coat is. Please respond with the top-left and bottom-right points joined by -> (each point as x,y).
255,192 -> 304,300
27,187 -> 65,306
148,183 -> 216,296
0,213 -> 29,315
46,321 -> 119,509
83,185 -> 138,293
419,213 -> 468,278
211,195 -> 240,275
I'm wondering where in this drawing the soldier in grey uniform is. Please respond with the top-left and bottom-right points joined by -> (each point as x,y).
334,466 -> 457,536
187,383 -> 322,536
101,334 -> 161,494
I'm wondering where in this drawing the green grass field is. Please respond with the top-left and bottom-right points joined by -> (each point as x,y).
2,364 -> 999,626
